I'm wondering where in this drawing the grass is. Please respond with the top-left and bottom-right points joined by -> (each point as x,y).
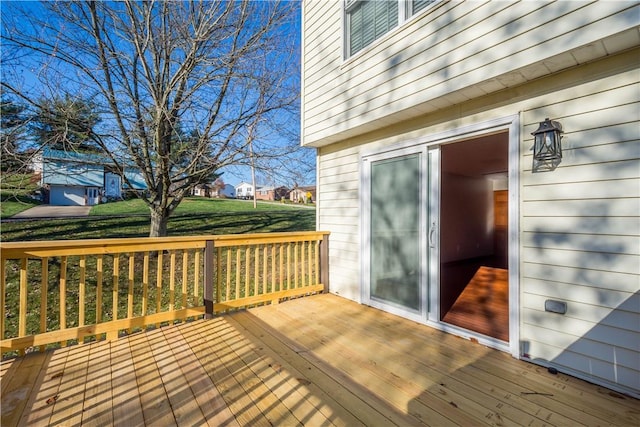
0,172 -> 42,219
89,197 -> 311,216
1,197 -> 316,242
0,192 -> 41,219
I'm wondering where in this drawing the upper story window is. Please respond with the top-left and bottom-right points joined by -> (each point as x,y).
411,0 -> 437,15
345,0 -> 438,58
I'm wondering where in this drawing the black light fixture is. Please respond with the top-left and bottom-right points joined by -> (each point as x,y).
532,118 -> 563,162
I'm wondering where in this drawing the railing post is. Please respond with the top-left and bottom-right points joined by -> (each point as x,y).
204,240 -> 214,319
319,233 -> 330,293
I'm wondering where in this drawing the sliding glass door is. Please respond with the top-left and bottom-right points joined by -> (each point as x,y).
363,147 -> 429,320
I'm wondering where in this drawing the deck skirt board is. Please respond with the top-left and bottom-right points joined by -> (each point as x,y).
1,294 -> 638,426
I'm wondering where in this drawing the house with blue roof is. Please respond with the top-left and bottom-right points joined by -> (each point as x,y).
33,149 -> 146,206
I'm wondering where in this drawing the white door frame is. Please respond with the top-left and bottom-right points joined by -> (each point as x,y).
361,114 -> 520,358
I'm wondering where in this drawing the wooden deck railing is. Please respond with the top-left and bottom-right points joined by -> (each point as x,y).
0,231 -> 330,357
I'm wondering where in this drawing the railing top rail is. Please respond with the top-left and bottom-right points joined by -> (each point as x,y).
0,231 -> 331,259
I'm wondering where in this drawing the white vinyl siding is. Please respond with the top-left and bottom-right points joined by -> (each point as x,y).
317,144 -> 361,301
313,49 -> 639,396
303,1 -> 639,147
518,65 -> 639,395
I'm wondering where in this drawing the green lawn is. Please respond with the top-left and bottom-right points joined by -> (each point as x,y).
1,198 -> 316,242
89,197 -> 311,216
0,192 -> 41,219
0,173 -> 42,219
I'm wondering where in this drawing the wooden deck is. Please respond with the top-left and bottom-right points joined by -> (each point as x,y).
2,294 -> 639,426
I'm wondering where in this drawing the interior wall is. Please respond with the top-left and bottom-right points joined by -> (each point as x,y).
440,173 -> 493,263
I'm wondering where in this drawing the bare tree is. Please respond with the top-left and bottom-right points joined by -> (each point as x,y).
1,0 -> 300,236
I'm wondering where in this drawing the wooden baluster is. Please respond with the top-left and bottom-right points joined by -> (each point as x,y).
314,240 -> 320,287
226,248 -> 232,302
169,250 -> 176,312
142,252 -> 149,316
262,245 -> 268,297
127,253 -> 135,333
204,241 -> 214,318
235,248 -> 241,301
60,256 -> 68,347
194,250 -> 200,298
109,255 -> 119,341
294,242 -> 299,289
216,247 -> 222,305
155,251 -> 163,327
307,241 -> 318,286
301,242 -> 306,288
0,258 -> 5,343
286,242 -> 291,290
19,258 -> 27,340
182,250 -> 188,310
39,258 -> 48,351
271,244 -> 276,298
96,256 -> 103,338
244,247 -> 251,299
254,246 -> 260,298
79,256 -> 86,342
279,244 -> 284,292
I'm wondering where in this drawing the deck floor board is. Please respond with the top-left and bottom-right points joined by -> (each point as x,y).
2,294 -> 638,426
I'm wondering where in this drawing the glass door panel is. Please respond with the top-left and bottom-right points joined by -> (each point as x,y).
368,153 -> 422,312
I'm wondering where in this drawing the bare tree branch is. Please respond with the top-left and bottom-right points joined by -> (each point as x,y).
1,0 -> 303,236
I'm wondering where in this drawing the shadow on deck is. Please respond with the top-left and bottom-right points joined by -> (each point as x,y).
2,294 -> 639,426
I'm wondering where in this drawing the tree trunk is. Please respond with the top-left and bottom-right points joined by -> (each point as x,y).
149,208 -> 169,237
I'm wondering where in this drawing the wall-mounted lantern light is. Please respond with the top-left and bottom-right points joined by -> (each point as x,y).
532,118 -> 563,163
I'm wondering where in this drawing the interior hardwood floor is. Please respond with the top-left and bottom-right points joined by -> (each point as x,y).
2,294 -> 638,426
442,265 -> 509,341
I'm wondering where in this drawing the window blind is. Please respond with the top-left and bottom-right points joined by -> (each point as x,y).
412,0 -> 436,15
349,1 -> 398,56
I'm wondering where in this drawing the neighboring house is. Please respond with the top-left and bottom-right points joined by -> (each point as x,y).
302,1 -> 639,398
256,186 -> 275,201
235,181 -> 254,200
216,183 -> 235,198
290,186 -> 315,203
192,183 -> 212,197
274,186 -> 290,201
236,182 -> 293,201
35,148 -> 146,206
192,183 -> 235,198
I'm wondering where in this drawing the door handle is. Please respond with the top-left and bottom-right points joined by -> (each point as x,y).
429,222 -> 436,248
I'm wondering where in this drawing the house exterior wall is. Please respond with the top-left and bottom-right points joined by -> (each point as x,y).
235,182 -> 254,199
256,187 -> 275,201
220,184 -> 235,198
302,1 -> 639,147
304,1 -> 639,398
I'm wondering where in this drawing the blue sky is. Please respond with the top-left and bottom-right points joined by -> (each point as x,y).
1,0 -> 314,189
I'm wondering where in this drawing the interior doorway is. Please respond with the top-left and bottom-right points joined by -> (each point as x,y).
439,133 -> 510,342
